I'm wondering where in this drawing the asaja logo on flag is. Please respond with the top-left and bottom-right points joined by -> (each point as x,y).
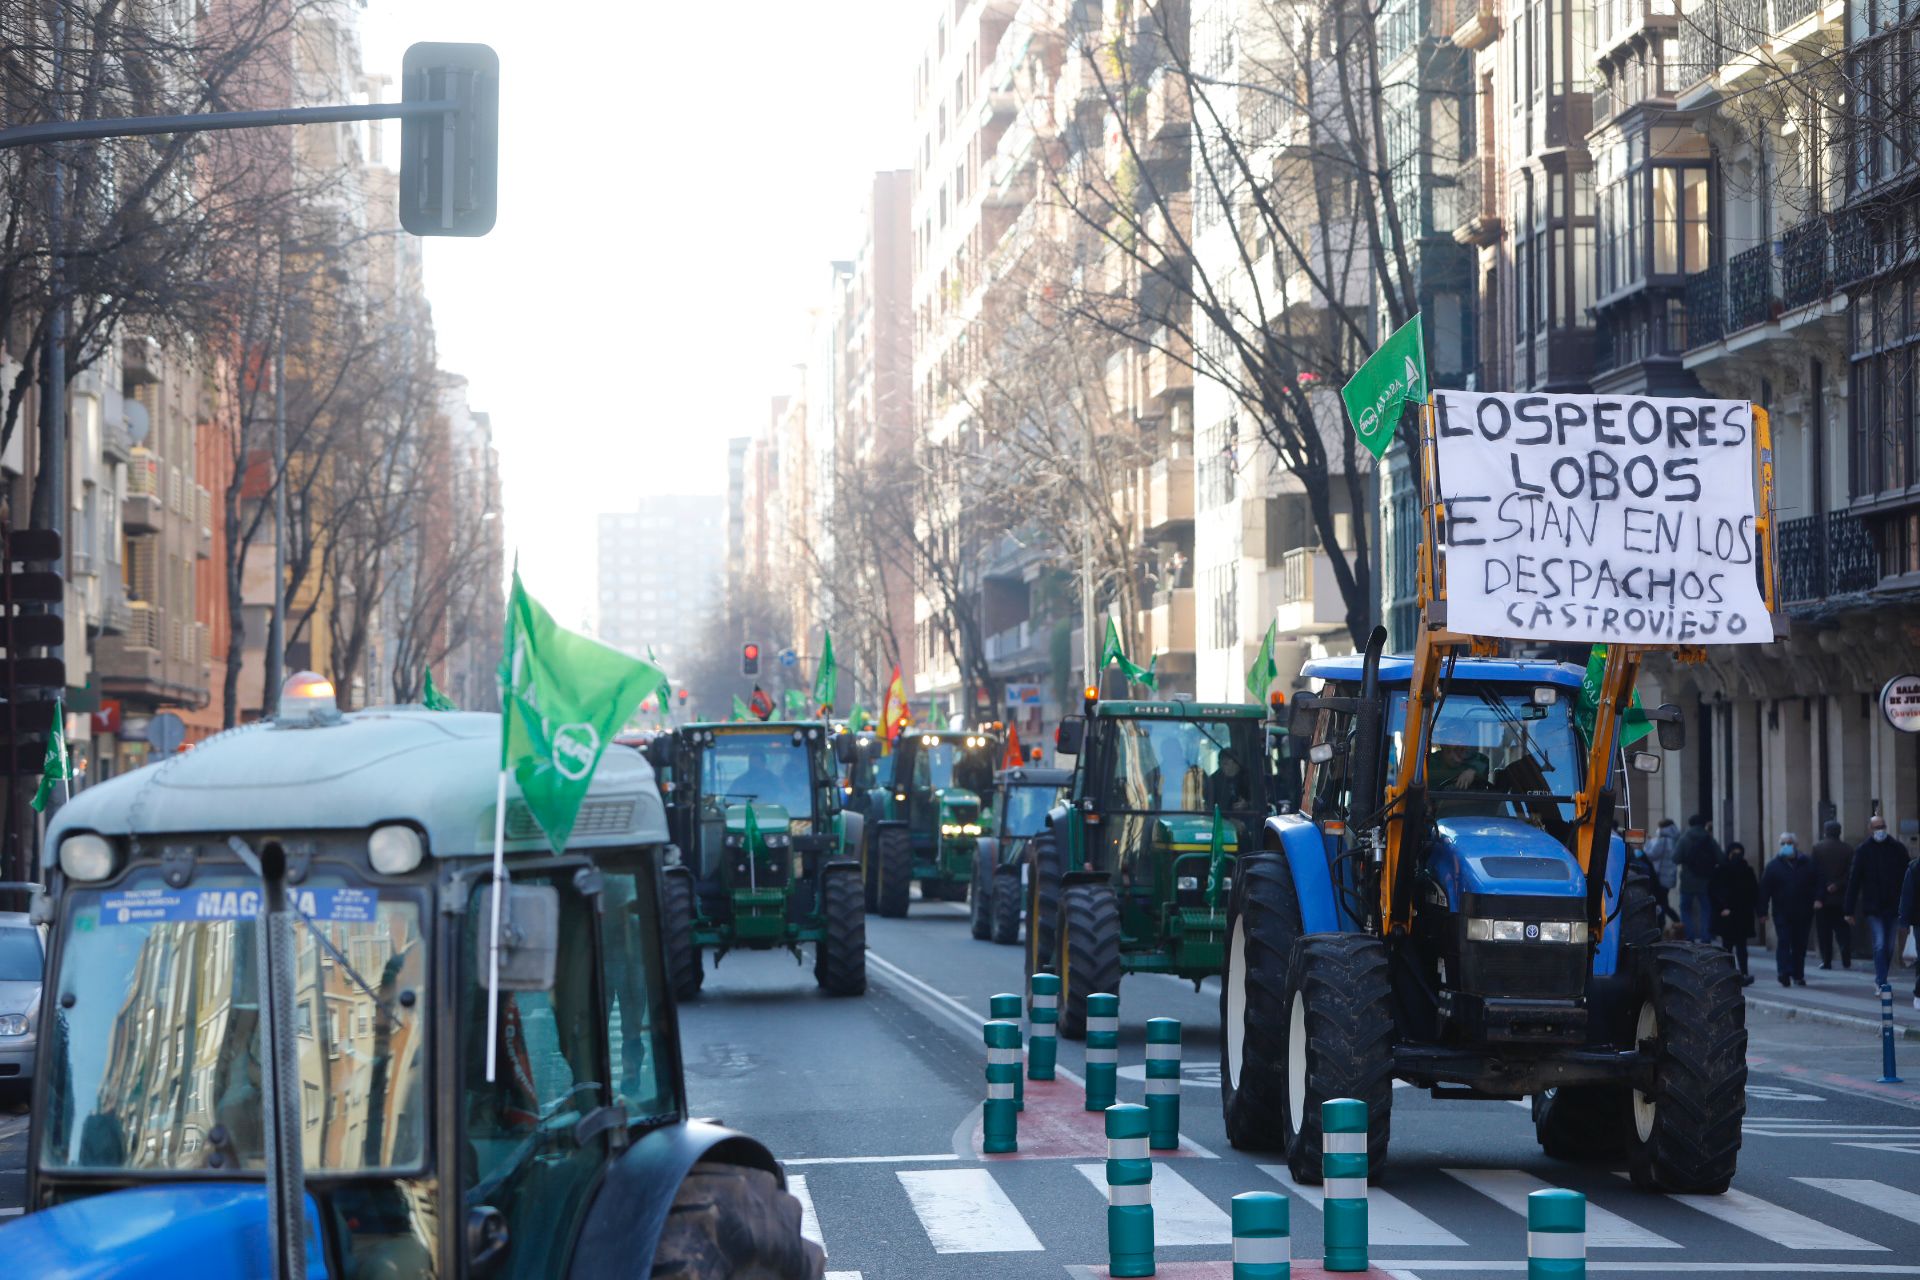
1341,313 -> 1428,460
552,723 -> 600,780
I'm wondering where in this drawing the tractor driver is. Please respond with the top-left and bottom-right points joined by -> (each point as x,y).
1429,741 -> 1491,790
1205,748 -> 1248,811
732,742 -> 789,803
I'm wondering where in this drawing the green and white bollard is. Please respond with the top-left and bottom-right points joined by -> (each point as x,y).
1028,973 -> 1059,1081
1527,1188 -> 1586,1280
989,993 -> 1025,1109
1231,1190 -> 1289,1279
1144,1017 -> 1181,1149
983,1019 -> 1020,1154
1321,1098 -> 1369,1272
1105,1102 -> 1155,1278
1085,992 -> 1120,1112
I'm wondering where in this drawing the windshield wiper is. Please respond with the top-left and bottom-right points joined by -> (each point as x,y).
287,900 -> 408,1026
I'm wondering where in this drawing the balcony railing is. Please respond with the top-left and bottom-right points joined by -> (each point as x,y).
1726,242 -> 1776,331
1777,511 -> 1882,602
1678,0 -> 1823,90
1781,216 -> 1831,309
1684,265 -> 1724,348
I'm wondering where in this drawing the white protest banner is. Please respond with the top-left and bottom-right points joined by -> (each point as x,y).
1432,389 -> 1773,646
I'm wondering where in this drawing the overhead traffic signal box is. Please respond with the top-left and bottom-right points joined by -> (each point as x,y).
400,42 -> 499,237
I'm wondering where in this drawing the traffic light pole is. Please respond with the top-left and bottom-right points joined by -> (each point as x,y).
0,99 -> 460,150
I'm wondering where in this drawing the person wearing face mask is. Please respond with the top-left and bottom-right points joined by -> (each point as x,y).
1758,832 -> 1817,987
1710,841 -> 1758,985
1846,814 -> 1914,990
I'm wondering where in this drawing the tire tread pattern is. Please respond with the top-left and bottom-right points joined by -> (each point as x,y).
661,867 -> 703,1002
1058,881 -> 1122,1040
650,1161 -> 825,1279
815,867 -> 867,996
1283,933 -> 1395,1183
876,827 -> 912,918
1630,941 -> 1747,1193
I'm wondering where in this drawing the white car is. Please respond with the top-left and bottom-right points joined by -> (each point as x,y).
0,910 -> 43,1090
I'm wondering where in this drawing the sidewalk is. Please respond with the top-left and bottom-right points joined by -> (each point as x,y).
1742,955 -> 1920,1041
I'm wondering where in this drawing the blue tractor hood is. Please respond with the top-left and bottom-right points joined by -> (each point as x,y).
1426,816 -> 1587,903
0,1183 -> 328,1278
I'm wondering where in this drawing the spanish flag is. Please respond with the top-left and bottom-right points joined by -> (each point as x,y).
882,665 -> 908,741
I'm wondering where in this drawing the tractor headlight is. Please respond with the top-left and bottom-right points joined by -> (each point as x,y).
368,824 -> 425,875
1538,921 -> 1571,943
962,823 -> 982,836
725,835 -> 744,849
1176,875 -> 1200,891
1491,920 -> 1527,942
59,833 -> 117,882
941,823 -> 960,836
765,833 -> 790,849
1467,917 -> 1586,944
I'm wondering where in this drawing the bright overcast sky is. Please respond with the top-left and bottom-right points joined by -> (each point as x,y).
359,1 -> 924,626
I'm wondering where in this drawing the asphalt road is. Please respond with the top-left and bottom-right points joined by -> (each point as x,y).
680,895 -> 1920,1280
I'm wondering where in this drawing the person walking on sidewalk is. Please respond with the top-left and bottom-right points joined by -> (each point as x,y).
1645,817 -> 1681,918
1758,833 -> 1818,987
1711,841 -> 1758,985
1899,856 -> 1920,1010
1847,814 -> 1914,990
1676,814 -> 1721,943
1811,820 -> 1855,970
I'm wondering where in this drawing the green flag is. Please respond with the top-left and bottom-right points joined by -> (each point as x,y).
1246,619 -> 1279,702
30,700 -> 67,813
422,668 -> 457,711
649,647 -> 673,723
1341,312 -> 1427,460
1205,805 -> 1233,912
850,704 -> 871,731
812,631 -> 837,712
1101,616 -> 1158,691
784,688 -> 808,718
743,802 -> 764,858
1574,645 -> 1651,748
731,694 -> 753,722
500,570 -> 668,853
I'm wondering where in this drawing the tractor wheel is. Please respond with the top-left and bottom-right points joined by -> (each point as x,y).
650,1161 -> 825,1280
1027,830 -> 1063,979
661,866 -> 703,1002
969,848 -> 994,940
1274,934 -> 1395,1183
1220,852 -> 1301,1151
990,868 -> 1022,945
875,826 -> 912,919
814,865 -> 867,997
1057,881 -> 1122,1040
1534,1084 -> 1634,1161
1618,869 -> 1663,950
1627,942 -> 1746,1193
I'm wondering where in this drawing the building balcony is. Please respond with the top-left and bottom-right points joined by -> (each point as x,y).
1451,155 -> 1503,247
122,335 -> 160,387
1777,511 -> 1882,603
1145,587 -> 1195,656
1682,264 -> 1725,349
1145,66 -> 1189,141
1676,0 -> 1841,107
1450,0 -> 1501,50
196,484 -> 213,560
1145,329 -> 1193,408
1273,547 -> 1346,636
1141,192 -> 1193,267
95,602 -> 164,686
1147,456 -> 1195,534
1781,215 -> 1831,310
124,451 -> 163,533
984,145 -> 1036,208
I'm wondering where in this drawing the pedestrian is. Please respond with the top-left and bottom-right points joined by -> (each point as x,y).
1711,841 -> 1758,985
1811,819 -> 1855,970
1675,814 -> 1721,943
1758,832 -> 1818,987
1628,840 -> 1679,925
1899,855 -> 1920,1010
1644,816 -> 1681,914
1846,814 -> 1914,991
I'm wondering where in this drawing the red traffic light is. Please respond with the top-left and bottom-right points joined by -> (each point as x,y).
744,643 -> 760,660
677,688 -> 689,702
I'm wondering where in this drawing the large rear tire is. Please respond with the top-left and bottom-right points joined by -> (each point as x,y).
814,865 -> 867,996
651,1161 -> 825,1279
969,848 -> 994,939
1220,852 -> 1301,1151
1058,881 -> 1122,1040
990,867 -> 1022,945
661,866 -> 703,1002
1275,933 -> 1395,1183
1627,942 -> 1746,1193
1027,830 -> 1063,978
875,826 -> 912,919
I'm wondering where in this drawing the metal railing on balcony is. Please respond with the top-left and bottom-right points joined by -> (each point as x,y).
1781,216 -> 1831,309
125,600 -> 162,650
1726,242 -> 1776,331
126,451 -> 160,496
1678,0 -> 1821,90
1833,212 -> 1873,287
1276,546 -> 1316,605
1684,264 -> 1725,348
1777,511 -> 1882,602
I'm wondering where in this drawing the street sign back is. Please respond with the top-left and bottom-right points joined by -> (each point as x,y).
0,615 -> 64,649
4,529 -> 61,562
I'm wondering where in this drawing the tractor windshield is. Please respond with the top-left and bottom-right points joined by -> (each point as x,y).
1388,685 -> 1583,825
913,739 -> 995,795
1096,717 -> 1263,814
41,866 -> 429,1175
701,732 -> 817,816
1001,785 -> 1058,837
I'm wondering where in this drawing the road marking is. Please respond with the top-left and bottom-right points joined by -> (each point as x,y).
896,1167 -> 1044,1253
1634,1180 -> 1885,1251
1444,1168 -> 1678,1249
824,1273 -> 862,1280
1744,1121 -> 1920,1139
1335,1264 -> 1920,1274
787,1174 -> 825,1256
785,1153 -> 961,1166
1074,1162 -> 1231,1245
1796,1177 -> 1920,1223
1258,1165 -> 1467,1247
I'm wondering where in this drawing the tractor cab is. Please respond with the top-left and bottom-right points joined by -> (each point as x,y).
656,722 -> 866,1001
864,728 -> 1002,917
1035,695 -> 1271,1034
5,698 -> 818,1279
969,765 -> 1070,946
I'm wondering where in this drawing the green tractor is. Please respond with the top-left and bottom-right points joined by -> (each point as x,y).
859,728 -> 1002,917
1030,692 -> 1274,1036
655,721 -> 866,1000
970,764 -> 1071,945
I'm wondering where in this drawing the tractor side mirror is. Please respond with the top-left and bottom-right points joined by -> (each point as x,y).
833,735 -> 857,765
1650,702 -> 1686,752
1055,716 -> 1085,756
644,737 -> 672,770
475,884 -> 559,991
1288,692 -> 1320,740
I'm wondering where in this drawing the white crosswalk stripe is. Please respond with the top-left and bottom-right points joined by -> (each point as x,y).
895,1168 -> 1045,1253
787,1173 -> 825,1257
1796,1178 -> 1920,1225
1259,1164 -> 1468,1247
1445,1167 -> 1680,1248
1073,1161 -> 1233,1245
1625,1178 -> 1885,1252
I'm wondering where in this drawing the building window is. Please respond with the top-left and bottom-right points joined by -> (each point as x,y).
1207,562 -> 1239,649
1851,277 -> 1920,498
1198,419 -> 1238,508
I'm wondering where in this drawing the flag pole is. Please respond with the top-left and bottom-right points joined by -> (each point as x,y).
486,766 -> 507,1082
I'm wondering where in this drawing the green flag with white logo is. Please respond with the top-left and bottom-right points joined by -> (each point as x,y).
30,700 -> 67,813
1101,616 -> 1157,691
500,569 -> 667,853
1574,645 -> 1651,748
422,668 -> 457,712
1341,312 -> 1427,460
812,631 -> 837,713
1246,619 -> 1280,702
784,688 -> 808,718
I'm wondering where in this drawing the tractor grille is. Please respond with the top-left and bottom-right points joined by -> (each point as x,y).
1459,942 -> 1585,999
507,799 -> 635,841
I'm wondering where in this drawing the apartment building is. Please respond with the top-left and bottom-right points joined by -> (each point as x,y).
596,496 -> 725,672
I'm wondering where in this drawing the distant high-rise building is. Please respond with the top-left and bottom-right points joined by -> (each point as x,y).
596,496 -> 724,667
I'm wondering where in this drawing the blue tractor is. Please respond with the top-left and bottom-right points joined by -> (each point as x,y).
2,679 -> 822,1278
